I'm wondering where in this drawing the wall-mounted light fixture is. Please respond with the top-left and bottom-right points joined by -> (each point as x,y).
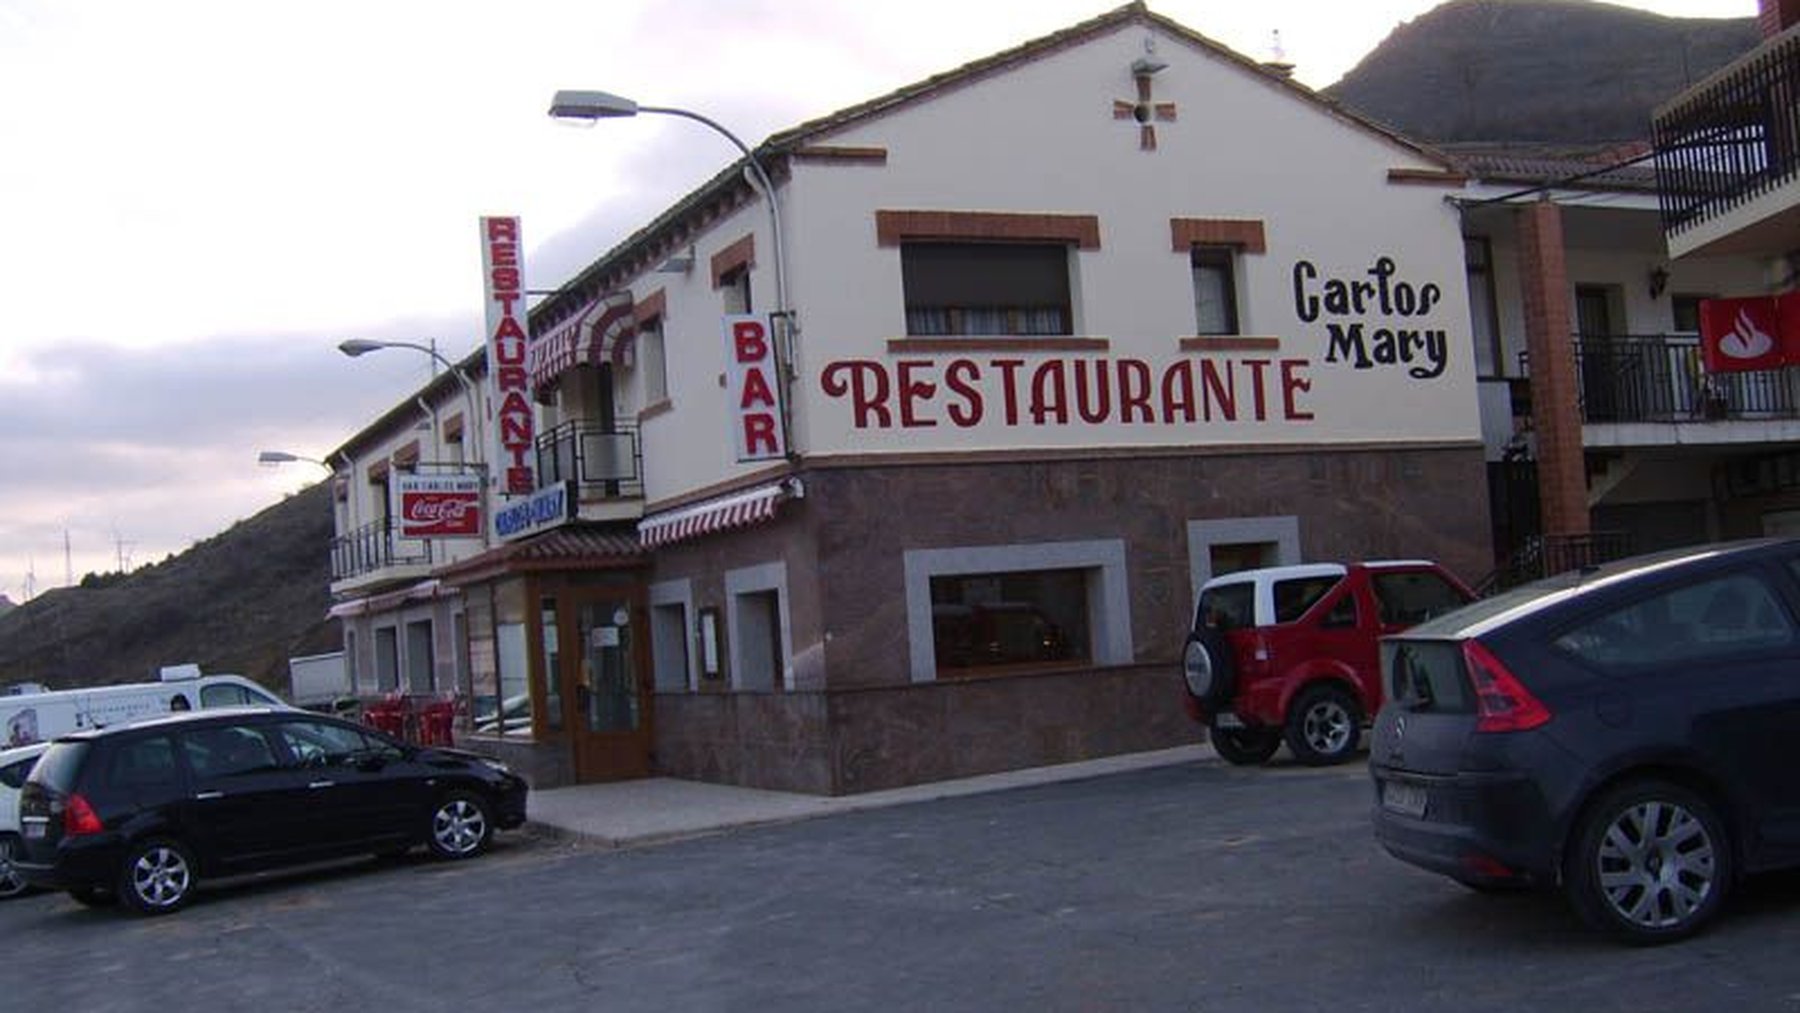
656,246 -> 695,274
1648,266 -> 1670,299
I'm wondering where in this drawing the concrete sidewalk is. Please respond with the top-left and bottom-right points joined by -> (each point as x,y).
525,744 -> 1211,848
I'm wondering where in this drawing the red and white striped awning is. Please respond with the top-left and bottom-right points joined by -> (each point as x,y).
528,290 -> 636,395
637,479 -> 802,549
325,579 -> 445,620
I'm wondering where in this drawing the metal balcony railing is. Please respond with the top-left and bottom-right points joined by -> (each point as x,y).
331,516 -> 429,581
1477,531 -> 1635,596
1573,333 -> 1797,423
535,420 -> 643,499
1653,25 -> 1800,235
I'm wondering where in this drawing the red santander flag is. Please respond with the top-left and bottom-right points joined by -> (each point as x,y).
1700,296 -> 1786,373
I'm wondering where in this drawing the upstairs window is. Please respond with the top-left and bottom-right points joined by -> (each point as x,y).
721,267 -> 752,315
639,316 -> 668,404
901,242 -> 1072,337
1191,246 -> 1240,335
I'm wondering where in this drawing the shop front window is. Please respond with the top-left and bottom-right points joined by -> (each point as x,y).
929,569 -> 1090,676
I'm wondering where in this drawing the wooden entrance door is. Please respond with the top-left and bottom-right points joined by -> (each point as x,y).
555,589 -> 652,782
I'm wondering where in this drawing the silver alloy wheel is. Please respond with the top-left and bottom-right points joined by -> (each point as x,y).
433,798 -> 488,856
1595,799 -> 1717,930
129,844 -> 192,909
0,836 -> 25,899
1301,698 -> 1354,755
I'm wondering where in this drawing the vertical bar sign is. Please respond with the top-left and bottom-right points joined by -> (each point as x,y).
480,217 -> 538,495
723,314 -> 786,461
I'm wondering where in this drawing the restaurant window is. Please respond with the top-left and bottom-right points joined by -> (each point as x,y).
721,267 -> 752,315
901,242 -> 1072,337
639,316 -> 668,405
930,569 -> 1090,676
1191,246 -> 1240,335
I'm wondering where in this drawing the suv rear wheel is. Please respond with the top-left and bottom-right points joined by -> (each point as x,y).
1564,779 -> 1731,945
1209,723 -> 1281,766
1284,684 -> 1362,765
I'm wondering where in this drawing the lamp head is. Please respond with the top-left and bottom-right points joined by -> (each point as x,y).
338,339 -> 384,357
549,89 -> 640,121
257,451 -> 297,465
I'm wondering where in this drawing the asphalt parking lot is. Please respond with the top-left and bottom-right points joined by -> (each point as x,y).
6,755 -> 1800,1012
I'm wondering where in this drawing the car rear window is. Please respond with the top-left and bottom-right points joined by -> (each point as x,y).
1273,576 -> 1341,623
1372,571 -> 1469,625
0,755 -> 37,789
27,741 -> 90,793
1198,583 -> 1255,631
1553,572 -> 1795,670
1384,640 -> 1474,713
105,735 -> 180,792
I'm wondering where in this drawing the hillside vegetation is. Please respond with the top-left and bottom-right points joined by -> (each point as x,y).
1326,0 -> 1758,143
0,482 -> 336,692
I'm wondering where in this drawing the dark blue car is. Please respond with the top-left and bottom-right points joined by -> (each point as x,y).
15,708 -> 528,915
1371,538 -> 1800,944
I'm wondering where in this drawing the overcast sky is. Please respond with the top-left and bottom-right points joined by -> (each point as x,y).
0,0 -> 1756,601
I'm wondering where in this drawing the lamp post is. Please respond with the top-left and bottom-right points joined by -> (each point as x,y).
548,89 -> 797,452
548,91 -> 789,330
257,450 -> 332,471
337,339 -> 486,473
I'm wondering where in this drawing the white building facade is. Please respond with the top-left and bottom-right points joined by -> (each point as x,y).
329,5 -> 1493,792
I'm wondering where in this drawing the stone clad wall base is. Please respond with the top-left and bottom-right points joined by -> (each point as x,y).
653,664 -> 1190,796
462,734 -> 573,788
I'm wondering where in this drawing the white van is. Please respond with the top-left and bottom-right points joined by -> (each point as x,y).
0,666 -> 288,748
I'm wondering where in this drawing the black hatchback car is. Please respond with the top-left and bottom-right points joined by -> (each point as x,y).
1371,539 -> 1800,944
15,708 -> 528,915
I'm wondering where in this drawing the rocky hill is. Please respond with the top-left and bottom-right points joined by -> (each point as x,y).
1326,0 -> 1760,143
0,482 -> 337,693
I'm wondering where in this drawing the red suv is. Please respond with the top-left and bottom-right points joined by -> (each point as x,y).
1180,560 -> 1473,766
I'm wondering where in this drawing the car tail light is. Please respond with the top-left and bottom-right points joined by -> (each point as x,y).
1464,640 -> 1551,733
63,794 -> 103,837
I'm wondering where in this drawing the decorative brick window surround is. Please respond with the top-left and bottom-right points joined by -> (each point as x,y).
711,235 -> 755,289
875,210 -> 1102,249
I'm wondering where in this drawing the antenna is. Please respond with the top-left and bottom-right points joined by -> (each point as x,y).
113,528 -> 135,573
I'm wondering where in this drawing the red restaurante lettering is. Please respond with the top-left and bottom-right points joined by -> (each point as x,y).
818,356 -> 1314,430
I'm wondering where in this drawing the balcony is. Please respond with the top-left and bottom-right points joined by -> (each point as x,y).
331,516 -> 429,583
1574,333 -> 1797,427
1653,25 -> 1800,257
535,420 -> 644,509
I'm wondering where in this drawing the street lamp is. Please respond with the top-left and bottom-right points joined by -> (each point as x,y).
547,89 -> 795,393
337,339 -> 485,472
257,450 -> 331,470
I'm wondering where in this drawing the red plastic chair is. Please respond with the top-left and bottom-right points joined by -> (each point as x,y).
417,700 -> 456,747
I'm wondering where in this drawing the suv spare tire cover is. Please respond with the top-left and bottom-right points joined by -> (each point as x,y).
1182,628 -> 1236,710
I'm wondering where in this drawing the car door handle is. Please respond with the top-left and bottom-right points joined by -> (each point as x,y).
194,791 -> 224,800
308,780 -> 336,789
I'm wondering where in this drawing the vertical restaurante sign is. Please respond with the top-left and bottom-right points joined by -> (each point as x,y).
480,216 -> 538,496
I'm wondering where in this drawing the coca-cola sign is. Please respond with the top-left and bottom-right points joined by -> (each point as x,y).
395,474 -> 483,538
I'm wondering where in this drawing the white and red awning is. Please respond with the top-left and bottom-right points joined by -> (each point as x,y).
326,579 -> 445,620
637,479 -> 803,549
528,290 -> 636,395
